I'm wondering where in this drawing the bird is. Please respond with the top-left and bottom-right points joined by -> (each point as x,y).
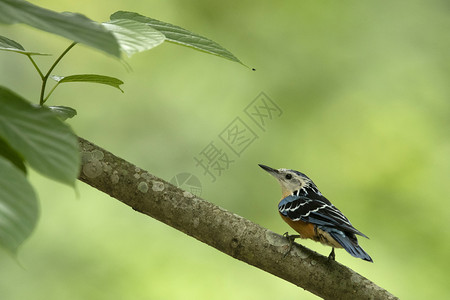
259,164 -> 373,262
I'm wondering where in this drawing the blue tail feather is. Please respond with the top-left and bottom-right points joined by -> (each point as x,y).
327,229 -> 373,262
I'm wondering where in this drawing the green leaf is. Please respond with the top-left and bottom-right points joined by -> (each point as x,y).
0,136 -> 26,174
51,74 -> 124,92
0,86 -> 80,186
48,106 -> 77,120
110,11 -> 244,65
0,0 -> 120,57
0,155 -> 38,255
102,19 -> 165,57
0,34 -> 23,50
0,35 -> 49,56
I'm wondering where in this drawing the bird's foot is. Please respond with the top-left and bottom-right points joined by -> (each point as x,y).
328,247 -> 335,261
283,232 -> 301,257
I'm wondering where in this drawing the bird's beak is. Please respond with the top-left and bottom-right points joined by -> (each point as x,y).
259,164 -> 290,196
258,164 -> 279,177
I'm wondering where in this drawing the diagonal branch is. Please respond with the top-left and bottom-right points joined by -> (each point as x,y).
78,137 -> 397,300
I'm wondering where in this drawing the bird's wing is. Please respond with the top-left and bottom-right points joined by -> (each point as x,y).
278,195 -> 369,238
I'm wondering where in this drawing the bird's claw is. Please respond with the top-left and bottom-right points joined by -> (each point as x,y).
328,247 -> 336,261
283,232 -> 301,258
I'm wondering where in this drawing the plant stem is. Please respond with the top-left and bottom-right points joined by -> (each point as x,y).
42,83 -> 60,103
39,42 -> 77,105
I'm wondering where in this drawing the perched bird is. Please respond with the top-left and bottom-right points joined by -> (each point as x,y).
259,164 -> 373,262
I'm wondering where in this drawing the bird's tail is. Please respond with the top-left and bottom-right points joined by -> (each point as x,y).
329,231 -> 373,262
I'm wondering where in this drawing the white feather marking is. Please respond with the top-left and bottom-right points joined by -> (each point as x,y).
301,203 -> 330,218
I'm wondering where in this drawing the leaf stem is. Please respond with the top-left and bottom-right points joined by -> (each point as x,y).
40,42 -> 77,105
26,55 -> 44,80
43,83 -> 60,103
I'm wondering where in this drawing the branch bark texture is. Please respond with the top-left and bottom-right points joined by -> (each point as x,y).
78,137 -> 397,300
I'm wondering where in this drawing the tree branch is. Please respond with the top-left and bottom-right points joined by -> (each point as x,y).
78,137 -> 397,300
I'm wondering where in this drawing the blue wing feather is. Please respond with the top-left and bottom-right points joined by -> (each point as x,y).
278,195 -> 368,238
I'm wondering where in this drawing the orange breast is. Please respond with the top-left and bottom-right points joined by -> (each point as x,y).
280,213 -> 342,248
280,213 -> 316,239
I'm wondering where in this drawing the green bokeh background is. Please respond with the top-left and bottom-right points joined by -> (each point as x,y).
1,0 -> 449,299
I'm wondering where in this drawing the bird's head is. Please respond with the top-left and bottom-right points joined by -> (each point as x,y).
258,164 -> 318,198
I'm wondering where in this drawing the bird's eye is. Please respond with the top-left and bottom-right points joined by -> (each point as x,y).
285,174 -> 292,180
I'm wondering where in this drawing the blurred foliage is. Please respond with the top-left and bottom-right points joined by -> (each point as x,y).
0,0 -> 449,299
0,1 -> 244,255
